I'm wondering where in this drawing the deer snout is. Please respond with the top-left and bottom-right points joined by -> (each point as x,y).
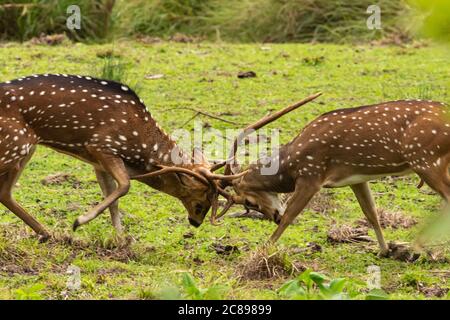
188,217 -> 201,228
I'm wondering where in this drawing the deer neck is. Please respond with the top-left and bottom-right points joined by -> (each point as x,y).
131,118 -> 193,197
241,145 -> 296,193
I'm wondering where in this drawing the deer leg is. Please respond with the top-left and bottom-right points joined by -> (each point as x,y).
413,165 -> 450,249
269,180 -> 320,243
73,152 -> 130,231
350,182 -> 389,256
0,146 -> 50,240
95,169 -> 123,233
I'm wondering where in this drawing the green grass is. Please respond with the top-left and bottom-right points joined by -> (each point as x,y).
0,40 -> 449,299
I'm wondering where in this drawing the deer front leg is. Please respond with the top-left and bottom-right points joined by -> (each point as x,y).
95,169 -> 123,233
0,146 -> 50,241
73,151 -> 130,231
269,179 -> 320,243
350,182 -> 389,256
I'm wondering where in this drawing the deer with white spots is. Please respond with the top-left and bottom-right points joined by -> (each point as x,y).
0,74 -> 250,241
213,98 -> 450,257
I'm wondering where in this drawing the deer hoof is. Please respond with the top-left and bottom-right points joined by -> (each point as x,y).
377,249 -> 390,258
38,233 -> 51,243
72,219 -> 81,231
386,242 -> 421,262
273,212 -> 282,225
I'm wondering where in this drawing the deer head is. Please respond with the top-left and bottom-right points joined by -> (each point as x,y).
131,147 -> 246,227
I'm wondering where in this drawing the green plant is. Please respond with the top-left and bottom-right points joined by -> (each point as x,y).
14,283 -> 45,300
154,273 -> 228,300
279,270 -> 390,300
365,288 -> 390,300
279,270 -> 349,300
180,273 -> 228,300
95,48 -> 142,94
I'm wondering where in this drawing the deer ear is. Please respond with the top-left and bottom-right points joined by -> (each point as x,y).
230,163 -> 242,175
176,173 -> 191,187
192,147 -> 211,167
176,172 -> 205,189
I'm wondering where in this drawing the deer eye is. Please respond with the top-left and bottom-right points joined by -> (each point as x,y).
195,204 -> 203,215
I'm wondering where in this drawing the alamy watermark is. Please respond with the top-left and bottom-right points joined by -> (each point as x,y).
366,5 -> 382,30
66,5 -> 81,30
170,121 -> 281,175
366,265 -> 381,289
66,264 -> 81,290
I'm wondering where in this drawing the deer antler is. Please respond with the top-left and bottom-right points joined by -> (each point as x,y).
131,165 -> 210,185
209,92 -> 323,223
131,164 -> 244,225
211,92 -> 323,174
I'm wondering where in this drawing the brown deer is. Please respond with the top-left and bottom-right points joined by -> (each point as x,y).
0,73 -> 254,241
0,74 -> 319,241
214,98 -> 450,257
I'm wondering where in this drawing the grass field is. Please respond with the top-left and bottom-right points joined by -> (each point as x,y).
0,40 -> 449,299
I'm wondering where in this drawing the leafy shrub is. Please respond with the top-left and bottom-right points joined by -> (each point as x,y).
156,273 -> 228,300
114,0 -> 212,37
279,269 -> 389,300
206,0 -> 409,42
14,283 -> 45,300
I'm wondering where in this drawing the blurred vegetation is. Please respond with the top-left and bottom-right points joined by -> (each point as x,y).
408,0 -> 450,43
0,0 -> 414,43
0,0 -> 114,41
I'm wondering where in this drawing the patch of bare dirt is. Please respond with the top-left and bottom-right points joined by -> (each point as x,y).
211,243 -> 240,256
136,35 -> 163,44
238,246 -> 302,281
289,242 -> 322,256
237,71 -> 257,79
28,33 -> 68,46
357,209 -> 417,229
228,210 -> 267,220
41,172 -> 82,188
327,224 -> 373,244
417,283 -> 449,298
0,227 -> 49,275
169,33 -> 201,43
387,242 -> 420,262
370,32 -> 412,47
0,226 -> 142,276
41,172 -> 72,185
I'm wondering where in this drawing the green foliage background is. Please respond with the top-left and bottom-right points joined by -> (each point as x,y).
0,0 -> 412,42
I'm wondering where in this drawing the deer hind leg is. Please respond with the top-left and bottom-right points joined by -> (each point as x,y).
73,150 -> 130,231
0,146 -> 50,240
95,169 -> 123,233
270,179 -> 320,243
350,182 -> 389,256
412,157 -> 450,249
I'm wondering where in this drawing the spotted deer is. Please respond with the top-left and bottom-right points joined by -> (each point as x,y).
0,73 -> 254,241
214,99 -> 450,256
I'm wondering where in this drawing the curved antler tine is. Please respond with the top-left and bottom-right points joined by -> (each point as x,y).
217,187 -> 232,199
131,165 -> 210,186
200,168 -> 248,181
210,161 -> 226,172
209,195 -> 219,225
222,92 -> 323,177
216,197 -> 235,220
